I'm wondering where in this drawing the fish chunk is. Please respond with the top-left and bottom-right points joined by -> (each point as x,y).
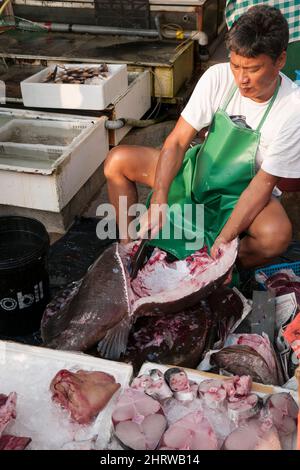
42,239 -> 237,359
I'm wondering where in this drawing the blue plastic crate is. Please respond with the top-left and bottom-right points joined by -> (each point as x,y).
255,260 -> 300,290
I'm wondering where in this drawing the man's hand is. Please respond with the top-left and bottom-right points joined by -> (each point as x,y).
211,236 -> 234,285
210,235 -> 229,260
136,117 -> 197,240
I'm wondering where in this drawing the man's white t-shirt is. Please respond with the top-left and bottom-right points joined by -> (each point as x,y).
181,63 -> 300,181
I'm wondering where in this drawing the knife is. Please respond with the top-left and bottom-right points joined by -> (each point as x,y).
128,230 -> 153,280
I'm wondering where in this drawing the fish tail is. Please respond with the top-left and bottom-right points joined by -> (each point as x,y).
41,279 -> 83,343
97,316 -> 132,360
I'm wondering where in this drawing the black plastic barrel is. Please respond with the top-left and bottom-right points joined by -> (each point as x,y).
0,216 -> 50,335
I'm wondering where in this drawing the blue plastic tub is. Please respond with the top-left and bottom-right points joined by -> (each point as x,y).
254,261 -> 300,290
255,260 -> 300,290
256,261 -> 300,278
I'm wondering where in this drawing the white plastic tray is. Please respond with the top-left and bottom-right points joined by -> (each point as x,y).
0,341 -> 132,450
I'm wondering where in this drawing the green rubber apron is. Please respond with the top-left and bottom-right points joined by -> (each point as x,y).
147,80 -> 280,259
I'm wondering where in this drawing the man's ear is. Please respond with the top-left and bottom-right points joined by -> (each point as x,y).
277,50 -> 287,70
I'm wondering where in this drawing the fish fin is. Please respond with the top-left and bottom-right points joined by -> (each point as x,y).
97,316 -> 132,360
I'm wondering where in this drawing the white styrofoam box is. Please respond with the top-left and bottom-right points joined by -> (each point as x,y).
109,70 -> 152,145
21,63 -> 128,110
0,69 -> 148,212
0,341 -> 133,450
0,112 -> 108,212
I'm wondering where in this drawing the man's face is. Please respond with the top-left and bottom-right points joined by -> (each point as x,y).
230,51 -> 286,103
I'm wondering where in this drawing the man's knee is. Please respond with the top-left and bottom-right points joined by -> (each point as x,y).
104,146 -> 127,180
257,221 -> 292,257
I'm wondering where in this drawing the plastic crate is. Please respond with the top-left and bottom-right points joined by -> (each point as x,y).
255,260 -> 300,290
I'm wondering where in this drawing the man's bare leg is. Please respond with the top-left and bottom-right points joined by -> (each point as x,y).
238,197 -> 292,269
104,145 -> 160,243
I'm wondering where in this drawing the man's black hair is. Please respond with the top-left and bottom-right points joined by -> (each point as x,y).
226,5 -> 289,62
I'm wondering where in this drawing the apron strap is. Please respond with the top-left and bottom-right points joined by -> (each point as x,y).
221,77 -> 281,131
220,82 -> 237,111
256,78 -> 281,131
